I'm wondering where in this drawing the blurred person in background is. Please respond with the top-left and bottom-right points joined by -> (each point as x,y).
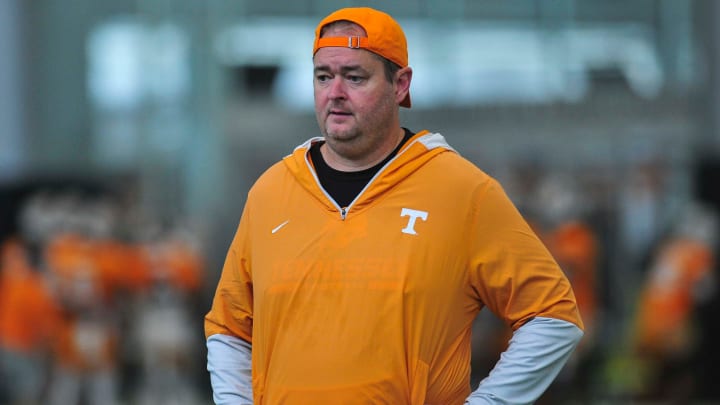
618,156 -> 673,283
43,232 -> 122,405
132,227 -> 204,405
629,201 -> 717,402
30,193 -> 130,405
0,237 -> 60,405
532,172 -> 602,402
205,7 -> 583,404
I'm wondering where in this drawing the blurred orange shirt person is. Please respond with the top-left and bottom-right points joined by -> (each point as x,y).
0,238 -> 60,353
634,237 -> 714,356
152,238 -> 203,293
45,233 -> 100,302
44,233 -> 120,372
92,238 -> 152,294
546,221 -> 599,341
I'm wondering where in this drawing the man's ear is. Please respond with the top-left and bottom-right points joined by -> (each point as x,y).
395,67 -> 412,105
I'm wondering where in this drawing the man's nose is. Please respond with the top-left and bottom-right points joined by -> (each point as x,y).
328,77 -> 346,100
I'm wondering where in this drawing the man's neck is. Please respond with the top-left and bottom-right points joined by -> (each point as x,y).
310,128 -> 414,207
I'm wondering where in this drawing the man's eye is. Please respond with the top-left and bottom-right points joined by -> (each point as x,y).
316,74 -> 330,82
347,75 -> 364,83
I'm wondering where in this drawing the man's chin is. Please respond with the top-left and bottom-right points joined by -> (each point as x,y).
324,127 -> 357,142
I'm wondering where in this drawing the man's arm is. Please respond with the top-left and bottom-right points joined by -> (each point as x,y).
207,334 -> 253,404
465,317 -> 583,405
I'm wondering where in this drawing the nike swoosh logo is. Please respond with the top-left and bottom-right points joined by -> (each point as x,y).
271,220 -> 290,234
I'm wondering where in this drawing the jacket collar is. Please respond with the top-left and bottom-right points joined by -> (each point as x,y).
283,130 -> 455,214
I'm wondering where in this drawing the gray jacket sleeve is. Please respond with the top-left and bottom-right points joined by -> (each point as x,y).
207,334 -> 254,404
465,317 -> 583,405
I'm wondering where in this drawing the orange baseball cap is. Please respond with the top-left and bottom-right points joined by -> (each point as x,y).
313,7 -> 411,108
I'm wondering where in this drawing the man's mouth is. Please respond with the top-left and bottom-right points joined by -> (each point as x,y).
329,109 -> 351,116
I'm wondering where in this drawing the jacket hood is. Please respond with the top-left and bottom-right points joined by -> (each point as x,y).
282,130 -> 455,214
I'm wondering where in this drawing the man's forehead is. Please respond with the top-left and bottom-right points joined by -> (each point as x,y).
313,63 -> 367,73
313,47 -> 378,68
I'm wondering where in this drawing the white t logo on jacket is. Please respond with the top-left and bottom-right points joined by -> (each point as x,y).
400,208 -> 428,235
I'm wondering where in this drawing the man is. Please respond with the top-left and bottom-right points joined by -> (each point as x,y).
205,7 -> 583,404
0,238 -> 60,405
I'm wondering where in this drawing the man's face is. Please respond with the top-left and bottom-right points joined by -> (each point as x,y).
313,45 -> 399,161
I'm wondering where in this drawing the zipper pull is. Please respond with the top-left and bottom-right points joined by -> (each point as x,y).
340,207 -> 347,220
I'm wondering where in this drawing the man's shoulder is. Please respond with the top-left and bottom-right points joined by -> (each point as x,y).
425,148 -> 493,184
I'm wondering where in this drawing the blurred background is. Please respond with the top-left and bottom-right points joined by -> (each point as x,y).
1,0 -> 720,404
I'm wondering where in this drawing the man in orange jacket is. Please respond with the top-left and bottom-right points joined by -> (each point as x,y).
0,238 -> 60,404
205,7 -> 583,404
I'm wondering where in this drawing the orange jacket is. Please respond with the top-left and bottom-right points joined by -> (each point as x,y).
46,233 -> 154,301
546,221 -> 598,340
634,237 -> 713,356
149,239 -> 204,293
43,234 -> 126,371
205,131 -> 582,404
0,240 -> 60,353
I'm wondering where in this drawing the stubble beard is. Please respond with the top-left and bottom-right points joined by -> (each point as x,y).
318,109 -> 366,160
323,126 -> 366,161
317,92 -> 398,164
